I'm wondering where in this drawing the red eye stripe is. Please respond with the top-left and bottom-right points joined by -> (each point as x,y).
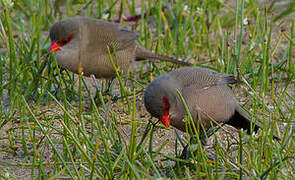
159,96 -> 171,128
57,34 -> 73,46
49,34 -> 73,53
162,96 -> 170,108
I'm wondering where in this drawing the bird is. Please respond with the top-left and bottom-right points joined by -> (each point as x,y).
49,17 -> 191,79
144,67 -> 280,142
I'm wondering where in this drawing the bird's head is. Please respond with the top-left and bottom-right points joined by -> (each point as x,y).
49,18 -> 80,53
144,76 -> 179,128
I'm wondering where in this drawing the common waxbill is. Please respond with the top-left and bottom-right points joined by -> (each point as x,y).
144,67 -> 279,139
49,17 -> 191,78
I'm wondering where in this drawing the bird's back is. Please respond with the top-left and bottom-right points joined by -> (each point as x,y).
167,67 -> 236,90
76,18 -> 138,78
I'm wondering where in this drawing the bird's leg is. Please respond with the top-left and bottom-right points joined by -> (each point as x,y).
179,144 -> 189,159
179,113 -> 208,160
179,132 -> 208,160
90,75 -> 115,98
90,74 -> 99,91
179,134 -> 219,167
179,136 -> 200,160
90,75 -> 105,105
102,77 -> 116,96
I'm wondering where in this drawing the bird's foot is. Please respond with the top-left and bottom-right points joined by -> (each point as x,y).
179,143 -> 219,166
104,77 -> 115,96
102,88 -> 113,97
179,143 -> 198,160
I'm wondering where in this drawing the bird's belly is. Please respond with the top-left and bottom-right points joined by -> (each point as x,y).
56,50 -> 135,79
83,52 -> 134,78
170,103 -> 235,134
170,116 -> 215,133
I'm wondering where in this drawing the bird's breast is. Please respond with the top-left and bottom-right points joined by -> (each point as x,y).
55,42 -> 136,78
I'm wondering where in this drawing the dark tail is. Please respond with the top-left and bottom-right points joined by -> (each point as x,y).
226,110 -> 281,141
226,110 -> 260,134
135,46 -> 192,66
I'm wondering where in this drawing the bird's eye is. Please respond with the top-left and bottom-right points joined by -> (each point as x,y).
165,106 -> 169,110
58,34 -> 73,46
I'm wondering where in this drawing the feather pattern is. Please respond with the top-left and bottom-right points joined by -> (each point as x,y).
144,67 -> 267,136
49,17 -> 191,79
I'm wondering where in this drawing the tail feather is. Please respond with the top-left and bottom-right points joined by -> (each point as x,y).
226,110 -> 260,134
226,109 -> 281,141
135,46 -> 192,66
223,75 -> 238,85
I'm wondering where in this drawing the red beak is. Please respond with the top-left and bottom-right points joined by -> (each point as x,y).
49,41 -> 60,53
160,114 -> 171,128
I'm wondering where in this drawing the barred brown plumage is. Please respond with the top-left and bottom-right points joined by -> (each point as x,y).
144,67 -> 280,141
49,17 -> 191,79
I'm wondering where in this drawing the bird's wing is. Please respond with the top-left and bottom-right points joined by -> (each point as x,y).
180,84 -> 237,127
87,19 -> 138,52
170,67 -> 237,90
115,28 -> 139,50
